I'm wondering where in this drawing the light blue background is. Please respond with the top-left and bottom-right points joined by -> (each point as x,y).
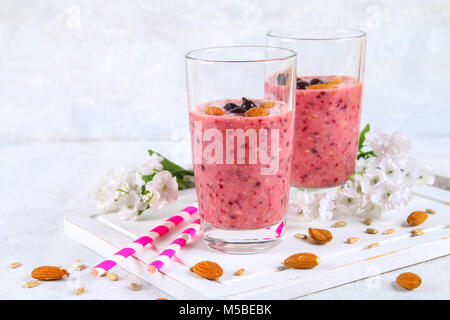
0,0 -> 449,143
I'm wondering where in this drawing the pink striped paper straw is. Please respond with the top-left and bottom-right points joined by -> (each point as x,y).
91,203 -> 198,277
148,218 -> 202,274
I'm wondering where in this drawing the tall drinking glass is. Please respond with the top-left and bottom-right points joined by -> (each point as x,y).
185,46 -> 296,253
267,27 -> 366,188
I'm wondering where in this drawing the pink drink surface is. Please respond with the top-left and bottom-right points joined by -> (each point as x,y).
266,76 -> 363,188
189,99 -> 293,230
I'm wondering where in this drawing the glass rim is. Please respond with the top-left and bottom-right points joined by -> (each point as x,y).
185,45 -> 297,63
267,27 -> 366,41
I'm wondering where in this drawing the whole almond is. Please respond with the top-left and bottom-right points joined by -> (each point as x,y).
383,228 -> 395,235
346,237 -> 360,244
282,253 -> 320,269
331,221 -> 347,228
106,272 -> 119,281
245,107 -> 269,117
308,228 -> 333,244
327,77 -> 344,85
204,106 -> 225,116
396,272 -> 422,290
306,83 -> 336,90
190,261 -> 223,280
407,211 -> 428,226
31,266 -> 69,281
9,262 -> 22,269
364,218 -> 374,225
260,101 -> 275,109
25,280 -> 41,288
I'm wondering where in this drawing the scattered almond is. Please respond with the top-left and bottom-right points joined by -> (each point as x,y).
364,218 -> 374,225
9,262 -> 22,269
282,253 -> 320,269
129,283 -> 140,291
260,101 -> 275,109
74,287 -> 85,296
383,228 -> 395,235
396,272 -> 422,290
294,233 -> 307,239
190,261 -> 223,280
327,77 -> 344,85
331,221 -> 347,228
76,264 -> 86,271
365,242 -> 380,249
245,107 -> 269,117
306,83 -> 336,90
106,272 -> 119,281
204,106 -> 225,116
346,237 -> 360,244
366,227 -> 379,234
234,268 -> 246,276
425,208 -> 436,214
407,211 -> 428,226
308,228 -> 333,244
31,266 -> 69,281
25,280 -> 41,288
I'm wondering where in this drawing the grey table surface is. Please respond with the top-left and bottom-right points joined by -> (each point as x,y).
1,138 -> 449,300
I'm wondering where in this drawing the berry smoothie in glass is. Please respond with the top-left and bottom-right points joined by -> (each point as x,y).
267,27 -> 366,188
185,46 -> 296,253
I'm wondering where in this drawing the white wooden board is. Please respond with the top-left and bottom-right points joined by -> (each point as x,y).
64,186 -> 450,299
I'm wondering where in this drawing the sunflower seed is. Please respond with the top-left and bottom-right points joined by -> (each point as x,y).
366,227 -> 379,234
425,208 -> 436,214
9,262 -> 22,269
234,268 -> 246,276
129,283 -> 140,291
106,272 -> 119,281
346,237 -> 360,244
383,228 -> 395,235
331,221 -> 347,228
294,233 -> 307,239
364,218 -> 374,225
365,242 -> 380,249
75,287 -> 85,296
25,280 -> 41,288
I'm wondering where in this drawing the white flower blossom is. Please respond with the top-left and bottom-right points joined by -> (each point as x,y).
334,180 -> 364,217
144,170 -> 178,209
289,191 -> 334,221
92,167 -> 146,219
139,153 -> 163,176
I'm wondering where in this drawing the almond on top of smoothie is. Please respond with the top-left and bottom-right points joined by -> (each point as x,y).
266,74 -> 363,188
189,97 -> 293,230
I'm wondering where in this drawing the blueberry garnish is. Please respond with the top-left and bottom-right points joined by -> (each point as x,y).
277,73 -> 287,85
230,107 -> 246,114
296,79 -> 309,90
309,78 -> 323,85
224,102 -> 240,111
241,97 -> 256,110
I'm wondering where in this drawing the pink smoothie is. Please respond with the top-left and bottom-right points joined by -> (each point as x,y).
189,98 -> 293,230
266,75 -> 363,188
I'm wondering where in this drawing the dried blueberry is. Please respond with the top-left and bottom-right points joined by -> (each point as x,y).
230,107 -> 246,114
309,78 -> 323,85
296,79 -> 309,90
277,73 -> 287,85
241,97 -> 256,110
224,102 -> 240,111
